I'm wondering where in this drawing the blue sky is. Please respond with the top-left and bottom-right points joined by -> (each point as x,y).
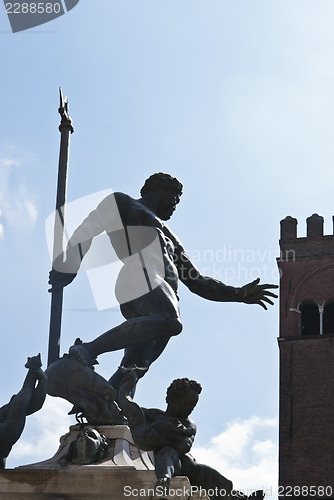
1,0 -> 334,494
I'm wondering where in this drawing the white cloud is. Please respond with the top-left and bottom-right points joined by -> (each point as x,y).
4,190 -> 38,227
0,153 -> 38,238
1,158 -> 22,168
192,415 -> 278,498
8,396 -> 72,466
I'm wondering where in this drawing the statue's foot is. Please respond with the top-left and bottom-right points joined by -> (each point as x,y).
69,338 -> 98,369
155,475 -> 170,497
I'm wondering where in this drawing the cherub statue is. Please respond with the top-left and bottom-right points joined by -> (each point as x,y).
0,354 -> 47,468
118,369 -> 233,498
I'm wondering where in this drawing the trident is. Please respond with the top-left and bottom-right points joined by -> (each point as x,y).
47,88 -> 74,366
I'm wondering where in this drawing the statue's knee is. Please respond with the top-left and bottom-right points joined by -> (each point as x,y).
170,318 -> 183,337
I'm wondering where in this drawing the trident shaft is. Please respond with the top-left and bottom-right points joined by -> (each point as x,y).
47,88 -> 74,366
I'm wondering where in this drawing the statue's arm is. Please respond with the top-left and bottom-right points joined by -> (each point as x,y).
176,250 -> 241,300
49,193 -> 125,289
117,371 -> 149,446
151,418 -> 196,454
118,395 -> 169,452
162,225 -> 240,301
173,420 -> 196,454
177,434 -> 195,454
176,250 -> 277,309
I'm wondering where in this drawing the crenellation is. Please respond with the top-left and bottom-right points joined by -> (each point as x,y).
306,213 -> 324,238
280,215 -> 334,262
280,216 -> 297,240
280,214 -> 334,241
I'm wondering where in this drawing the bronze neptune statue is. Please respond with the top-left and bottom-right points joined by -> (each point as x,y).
49,173 -> 277,402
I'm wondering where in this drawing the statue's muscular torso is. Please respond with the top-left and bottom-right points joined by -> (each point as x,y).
107,193 -> 181,296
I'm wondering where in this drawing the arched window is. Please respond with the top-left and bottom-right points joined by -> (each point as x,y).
300,302 -> 320,336
323,301 -> 334,335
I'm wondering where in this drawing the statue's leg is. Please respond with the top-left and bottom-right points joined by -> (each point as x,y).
109,337 -> 170,397
154,446 -> 181,490
180,454 -> 233,499
117,371 -> 147,432
71,283 -> 182,363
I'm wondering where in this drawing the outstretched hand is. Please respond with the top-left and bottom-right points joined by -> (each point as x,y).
238,278 -> 278,310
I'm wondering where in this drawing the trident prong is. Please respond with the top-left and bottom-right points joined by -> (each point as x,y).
58,87 -> 73,131
59,86 -> 64,108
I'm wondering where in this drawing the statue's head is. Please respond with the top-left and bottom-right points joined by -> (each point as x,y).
140,173 -> 183,220
166,378 -> 202,418
68,428 -> 108,465
25,354 -> 42,370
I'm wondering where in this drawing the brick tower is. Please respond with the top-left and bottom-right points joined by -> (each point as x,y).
278,214 -> 334,496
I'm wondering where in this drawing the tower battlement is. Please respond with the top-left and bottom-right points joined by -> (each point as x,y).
280,213 -> 327,240
279,214 -> 334,260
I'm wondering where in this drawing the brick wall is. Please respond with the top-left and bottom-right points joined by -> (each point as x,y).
278,215 -> 334,495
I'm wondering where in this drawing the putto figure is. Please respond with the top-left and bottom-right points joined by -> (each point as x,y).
0,355 -> 47,468
118,369 -> 234,498
49,173 -> 277,397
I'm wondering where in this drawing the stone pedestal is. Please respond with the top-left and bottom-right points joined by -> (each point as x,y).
0,425 -> 209,500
